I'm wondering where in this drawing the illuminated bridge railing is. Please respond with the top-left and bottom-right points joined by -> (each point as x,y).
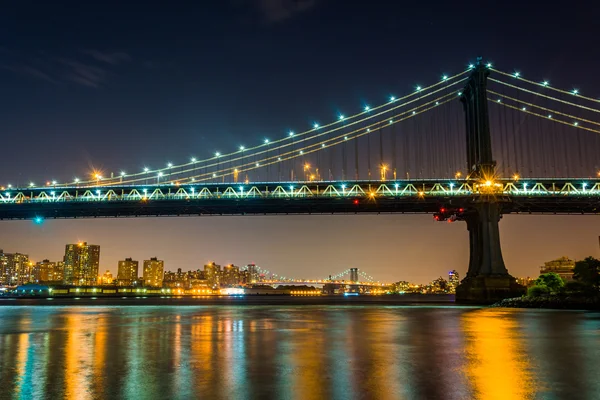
1,179 -> 599,204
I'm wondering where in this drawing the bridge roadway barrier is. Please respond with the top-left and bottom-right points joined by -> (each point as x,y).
0,179 -> 598,220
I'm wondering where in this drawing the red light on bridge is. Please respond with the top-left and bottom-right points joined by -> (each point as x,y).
440,207 -> 446,213
434,215 -> 439,221
353,199 -> 359,205
459,208 -> 464,213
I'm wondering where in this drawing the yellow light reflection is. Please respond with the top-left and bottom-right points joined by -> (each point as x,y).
65,313 -> 94,398
461,310 -> 536,400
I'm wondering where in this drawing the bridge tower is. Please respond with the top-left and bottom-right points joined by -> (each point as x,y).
455,58 -> 525,303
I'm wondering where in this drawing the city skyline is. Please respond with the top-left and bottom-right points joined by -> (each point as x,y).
1,214 -> 598,284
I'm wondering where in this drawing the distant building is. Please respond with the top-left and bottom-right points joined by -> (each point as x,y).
428,277 -> 449,294
222,264 -> 240,286
63,242 -> 100,285
32,259 -> 64,283
204,262 -> 221,288
143,258 -> 164,287
0,250 -> 32,285
540,256 -> 575,281
101,270 -> 113,285
117,258 -> 139,286
516,277 -> 536,288
163,268 -> 207,289
448,270 -> 460,293
349,268 -> 359,283
245,263 -> 259,283
392,281 -> 412,293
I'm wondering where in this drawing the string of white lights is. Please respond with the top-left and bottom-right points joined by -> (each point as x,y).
96,83 -> 464,186
491,68 -> 600,104
489,98 -> 600,135
174,93 -> 458,183
24,69 -> 469,189
489,78 -> 600,114
489,89 -> 600,128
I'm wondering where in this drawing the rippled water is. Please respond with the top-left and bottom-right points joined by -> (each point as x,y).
0,306 -> 599,399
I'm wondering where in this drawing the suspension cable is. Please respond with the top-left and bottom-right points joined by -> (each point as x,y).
490,78 -> 600,114
186,96 -> 457,182
489,90 -> 600,128
491,68 -> 600,105
63,70 -> 471,187
489,99 -> 600,135
100,83 -> 466,186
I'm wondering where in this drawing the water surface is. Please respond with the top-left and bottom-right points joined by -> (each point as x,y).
0,306 -> 599,399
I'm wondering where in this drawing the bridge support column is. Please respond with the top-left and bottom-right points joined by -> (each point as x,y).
456,202 -> 525,304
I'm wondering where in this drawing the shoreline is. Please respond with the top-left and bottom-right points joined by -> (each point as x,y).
0,294 -> 458,306
492,295 -> 600,311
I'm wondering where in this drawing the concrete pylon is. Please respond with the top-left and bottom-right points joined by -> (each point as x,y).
456,201 -> 525,303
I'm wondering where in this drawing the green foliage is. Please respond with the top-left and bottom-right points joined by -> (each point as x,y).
528,285 -> 550,298
573,257 -> 600,290
534,272 -> 565,294
564,280 -> 587,294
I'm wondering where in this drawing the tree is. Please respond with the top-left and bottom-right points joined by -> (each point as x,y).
534,272 -> 565,294
527,285 -> 550,297
573,257 -> 600,290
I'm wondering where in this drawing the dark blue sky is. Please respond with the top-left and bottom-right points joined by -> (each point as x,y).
0,0 -> 598,282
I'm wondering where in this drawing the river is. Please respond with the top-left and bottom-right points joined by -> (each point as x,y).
0,305 -> 599,399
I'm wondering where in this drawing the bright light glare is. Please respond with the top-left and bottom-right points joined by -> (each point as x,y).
390,96 -> 396,101
215,152 -> 221,157
542,81 -> 549,86
167,162 -> 173,167
239,145 -> 245,151
338,114 -> 345,120
144,167 -> 149,172
364,105 -> 370,111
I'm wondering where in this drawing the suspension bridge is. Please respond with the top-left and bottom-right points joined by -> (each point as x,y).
248,266 -> 386,287
1,58 -> 598,302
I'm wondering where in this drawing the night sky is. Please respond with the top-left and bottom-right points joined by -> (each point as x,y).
1,0 -> 598,283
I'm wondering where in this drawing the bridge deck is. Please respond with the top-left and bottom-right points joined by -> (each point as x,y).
0,179 -> 598,220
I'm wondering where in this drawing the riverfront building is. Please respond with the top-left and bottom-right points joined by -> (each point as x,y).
117,258 -> 139,286
32,259 -> 64,283
143,257 -> 164,287
204,262 -> 221,288
0,250 -> 31,285
63,242 -> 100,286
540,256 -> 575,281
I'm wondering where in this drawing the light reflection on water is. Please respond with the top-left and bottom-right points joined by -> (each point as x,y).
0,306 -> 599,400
